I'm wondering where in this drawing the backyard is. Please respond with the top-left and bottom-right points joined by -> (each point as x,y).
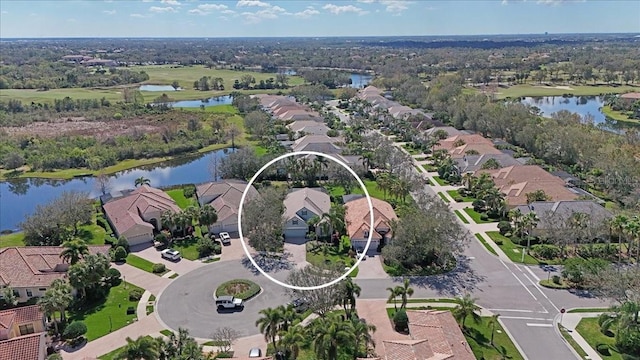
166,188 -> 198,209
69,282 -> 143,341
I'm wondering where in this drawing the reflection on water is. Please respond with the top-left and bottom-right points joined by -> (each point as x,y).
521,96 -> 606,124
0,148 -> 232,232
140,85 -> 182,92
170,95 -> 233,108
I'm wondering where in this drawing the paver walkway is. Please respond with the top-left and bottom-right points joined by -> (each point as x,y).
560,313 -> 603,360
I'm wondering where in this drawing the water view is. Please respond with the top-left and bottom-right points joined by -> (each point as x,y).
170,95 -> 233,108
520,96 -> 606,124
349,73 -> 373,89
139,84 -> 182,92
0,148 -> 233,232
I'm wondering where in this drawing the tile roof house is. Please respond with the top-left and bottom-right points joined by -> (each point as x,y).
287,120 -> 330,137
291,135 -> 343,154
0,306 -> 47,360
454,153 -> 523,174
0,246 -> 110,302
102,185 -> 181,246
195,180 -> 259,234
283,188 -> 331,240
477,165 -> 579,207
344,197 -> 397,252
513,200 -> 613,238
279,109 -> 321,121
424,126 -> 464,138
434,134 -> 502,159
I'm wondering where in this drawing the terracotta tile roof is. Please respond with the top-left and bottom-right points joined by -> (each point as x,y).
449,143 -> 503,159
0,333 -> 45,360
0,246 -> 110,287
620,92 -> 640,100
477,165 -> 579,206
434,134 -> 496,154
196,180 -> 259,223
283,188 -> 331,221
287,120 -> 330,135
400,310 -> 475,360
291,135 -> 342,154
344,197 -> 397,240
382,339 -> 440,360
102,185 -> 181,236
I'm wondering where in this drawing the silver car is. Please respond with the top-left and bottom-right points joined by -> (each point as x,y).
248,347 -> 262,358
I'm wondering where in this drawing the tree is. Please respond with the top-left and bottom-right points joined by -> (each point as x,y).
241,187 -> 284,253
525,189 -> 550,204
287,264 -> 344,318
488,314 -> 500,346
198,205 -> 218,229
210,327 -> 239,354
351,316 -> 376,359
118,336 -> 159,360
60,240 -> 89,265
278,325 -> 305,360
243,110 -> 272,139
161,328 -> 203,359
256,307 -> 282,352
387,286 -> 400,311
171,81 -> 180,90
310,313 -> 356,360
63,321 -> 87,342
1,286 -> 18,307
395,278 -> 414,309
68,253 -> 110,300
340,277 -> 361,320
218,147 -> 263,181
4,152 -> 25,170
453,294 -> 481,330
135,177 -> 150,187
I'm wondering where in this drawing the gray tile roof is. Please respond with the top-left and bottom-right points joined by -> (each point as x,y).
455,153 -> 522,173
514,200 -> 613,230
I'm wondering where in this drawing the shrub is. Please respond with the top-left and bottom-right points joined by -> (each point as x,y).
393,309 -> 408,332
116,236 -> 130,252
617,327 -> 640,355
480,213 -> 489,221
494,239 -> 504,246
497,221 -> 512,235
129,289 -> 143,301
552,275 -> 561,284
531,244 -> 560,260
113,112 -> 123,120
197,237 -> 216,258
454,196 -> 464,202
106,268 -> 122,286
63,321 -> 87,340
472,200 -> 485,212
596,344 -> 611,356
155,233 -> 169,247
183,185 -> 196,198
47,354 -> 63,360
152,263 -> 166,274
113,246 -> 127,262
213,244 -> 222,255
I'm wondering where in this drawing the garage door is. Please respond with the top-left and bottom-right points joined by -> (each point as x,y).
126,233 -> 153,246
284,227 -> 308,240
222,222 -> 238,233
351,239 -> 379,252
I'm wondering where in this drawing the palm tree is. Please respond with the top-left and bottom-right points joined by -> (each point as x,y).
198,205 -> 218,231
482,187 -> 505,215
522,211 -> 539,252
117,336 -> 159,360
278,304 -> 298,332
351,317 -> 376,359
37,293 -> 59,335
376,172 -> 392,199
160,211 -> 175,233
624,218 -> 640,266
453,294 -> 481,330
395,278 -> 414,309
60,239 -> 89,265
610,214 -> 629,264
256,307 -> 282,352
462,173 -> 475,191
311,313 -> 356,360
134,177 -> 151,187
322,204 -> 346,241
278,325 -> 306,360
488,314 -> 500,346
49,279 -> 73,324
509,208 -> 524,238
386,286 -> 399,311
391,177 -> 412,203
341,277 -> 361,320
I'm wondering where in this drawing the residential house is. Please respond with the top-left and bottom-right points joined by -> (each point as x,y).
0,246 -> 110,302
102,185 -> 181,246
291,135 -> 343,154
423,126 -> 463,138
283,188 -> 331,240
195,180 -> 259,234
434,134 -> 502,159
477,165 -> 579,207
279,109 -> 321,121
454,153 -> 523,174
344,197 -> 398,251
620,92 -> 640,105
0,306 -> 47,360
513,200 -> 613,238
286,120 -> 330,138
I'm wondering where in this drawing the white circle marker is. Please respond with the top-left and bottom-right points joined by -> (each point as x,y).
237,150 -> 374,291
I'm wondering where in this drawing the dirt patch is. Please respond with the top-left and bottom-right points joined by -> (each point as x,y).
535,85 -> 575,90
224,283 -> 250,295
2,117 -> 163,140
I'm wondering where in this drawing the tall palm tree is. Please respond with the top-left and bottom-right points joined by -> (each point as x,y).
341,277 -> 361,320
311,313 -> 356,360
278,325 -> 306,360
395,278 -> 414,309
488,314 -> 500,346
134,177 -> 151,187
386,286 -> 399,311
351,317 -> 376,360
610,214 -> 629,264
625,219 -> 640,266
376,173 -> 392,200
453,294 -> 481,330
278,304 -> 298,332
117,336 -> 159,360
37,293 -> 59,335
509,208 -> 524,238
197,205 -> 218,230
256,307 -> 282,352
60,240 -> 89,265
482,187 -> 505,215
160,211 -> 175,232
49,279 -> 73,323
462,173 -> 475,191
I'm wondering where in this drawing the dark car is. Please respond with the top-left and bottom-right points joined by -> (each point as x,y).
288,298 -> 308,313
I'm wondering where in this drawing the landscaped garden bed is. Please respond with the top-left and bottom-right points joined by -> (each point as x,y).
447,189 -> 476,202
215,279 -> 261,300
306,238 -> 358,277
463,208 -> 501,223
576,317 -> 629,360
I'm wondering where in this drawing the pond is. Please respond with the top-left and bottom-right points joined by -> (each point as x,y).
349,73 -> 373,89
0,148 -> 233,232
170,95 -> 233,108
520,96 -> 606,124
139,84 -> 182,92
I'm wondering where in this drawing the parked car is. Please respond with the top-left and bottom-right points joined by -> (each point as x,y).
219,232 -> 232,245
288,297 -> 308,313
160,248 -> 181,261
215,295 -> 243,310
248,347 -> 262,358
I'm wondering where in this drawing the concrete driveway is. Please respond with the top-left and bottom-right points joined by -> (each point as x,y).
355,255 -> 389,279
156,260 -> 291,339
113,263 -> 171,295
131,243 -> 204,274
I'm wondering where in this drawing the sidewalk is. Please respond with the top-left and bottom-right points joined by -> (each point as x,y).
560,312 -> 603,360
385,301 -> 495,317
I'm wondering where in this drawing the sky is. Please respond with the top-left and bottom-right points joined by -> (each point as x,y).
0,0 -> 638,38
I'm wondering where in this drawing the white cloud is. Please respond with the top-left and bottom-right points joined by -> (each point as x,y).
237,0 -> 271,7
380,0 -> 411,13
221,9 -> 236,14
357,0 -> 375,3
293,8 -> 319,18
130,13 -> 150,17
161,0 -> 181,4
322,4 -> 366,15
103,10 -> 117,15
142,0 -> 153,2
188,3 -> 229,15
149,6 -> 177,12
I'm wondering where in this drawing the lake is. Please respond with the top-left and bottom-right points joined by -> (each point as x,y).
350,73 -> 373,89
170,95 -> 233,108
140,84 -> 182,92
0,148 -> 233,232
520,96 -> 606,124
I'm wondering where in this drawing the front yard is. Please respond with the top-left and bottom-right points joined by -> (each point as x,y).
69,281 -> 143,341
485,232 -> 540,265
463,208 -> 501,224
125,254 -> 170,275
306,239 -> 358,277
447,189 -> 476,202
576,317 -> 625,360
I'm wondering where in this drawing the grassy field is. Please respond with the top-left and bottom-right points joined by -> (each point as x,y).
170,237 -> 200,261
601,105 -> 639,123
454,210 -> 470,224
475,234 -> 498,256
70,282 -> 142,341
486,83 -> 640,99
576,317 -> 624,360
328,179 -> 386,201
559,325 -> 589,359
432,176 -> 447,186
486,231 -> 539,265
306,240 -> 358,277
166,189 -> 197,209
447,189 -> 476,202
0,232 -> 26,248
437,192 -> 450,203
463,208 -> 500,224
0,213 -> 107,248
125,254 -> 168,275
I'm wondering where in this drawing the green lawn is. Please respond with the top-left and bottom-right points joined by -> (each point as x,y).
454,210 -> 470,224
98,335 -> 154,360
166,189 -> 197,209
559,325 -> 589,359
170,237 -> 201,261
576,317 -> 624,360
432,176 -> 447,186
437,192 -> 450,203
568,308 -> 609,313
0,232 -> 27,248
485,232 -> 539,265
422,164 -> 437,172
602,105 -> 639,123
306,240 -> 358,277
69,282 -> 142,341
475,234 -> 498,256
253,145 -> 269,157
415,166 -> 423,173
401,144 -> 422,155
160,329 -> 173,336
328,179 -> 386,201
125,254 -> 168,275
1,213 -> 107,248
463,208 -> 500,224
491,83 -> 639,99
447,190 -> 476,202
